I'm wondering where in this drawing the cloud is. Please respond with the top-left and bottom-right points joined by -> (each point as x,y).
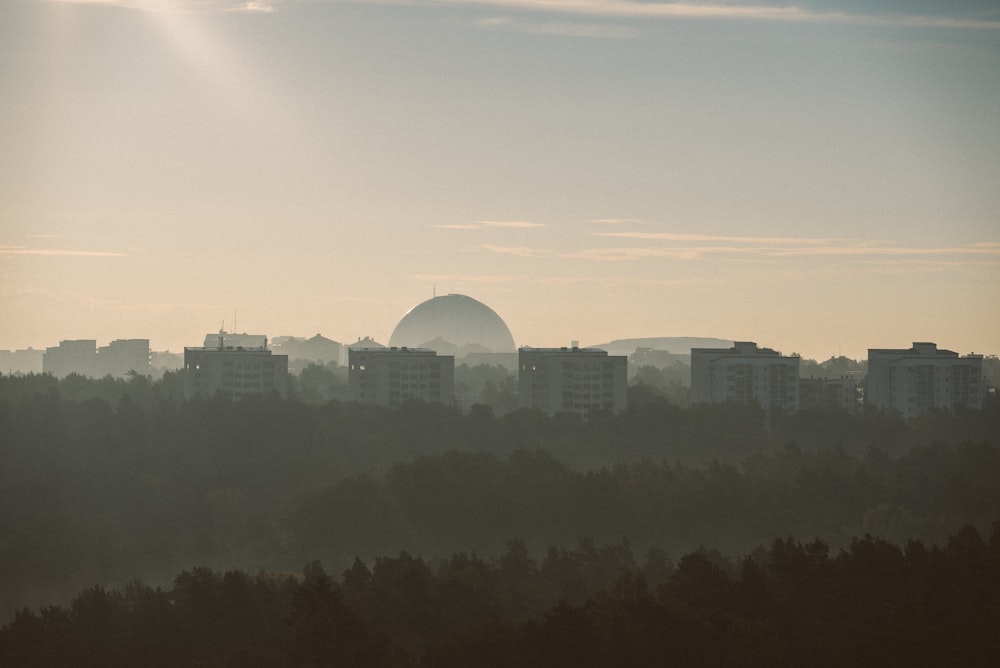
43,0 -> 1000,29
573,236 -> 1000,263
444,0 -> 1000,30
44,0 -> 278,12
593,231 -> 836,245
434,220 -> 548,230
480,243 -> 551,258
571,247 -> 706,261
0,246 -> 127,257
406,272 -> 719,287
479,220 -> 548,229
45,0 -> 1000,29
480,17 -> 637,38
590,218 -> 645,225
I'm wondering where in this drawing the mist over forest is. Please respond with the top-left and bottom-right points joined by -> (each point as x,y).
2,367 -> 998,647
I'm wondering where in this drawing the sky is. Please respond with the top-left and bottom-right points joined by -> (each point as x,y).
1,0 -> 999,361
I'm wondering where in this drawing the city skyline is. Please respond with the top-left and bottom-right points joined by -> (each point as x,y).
2,0 -> 999,361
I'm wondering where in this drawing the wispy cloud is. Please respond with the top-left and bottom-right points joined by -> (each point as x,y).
0,246 -> 127,257
480,243 -> 551,258
434,220 -> 548,230
479,220 -> 548,229
590,218 -> 645,226
479,16 -> 637,38
43,0 -> 1000,29
407,272 -> 720,287
575,233 -> 1000,263
448,0 -> 1000,30
593,231 -> 836,245
45,0 -> 270,11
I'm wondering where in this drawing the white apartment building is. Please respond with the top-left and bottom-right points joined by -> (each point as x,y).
348,347 -> 455,408
866,342 -> 984,418
691,341 -> 799,413
518,345 -> 627,415
184,342 -> 288,400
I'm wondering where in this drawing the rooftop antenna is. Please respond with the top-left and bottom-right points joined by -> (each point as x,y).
234,309 -> 237,333
433,285 -> 436,298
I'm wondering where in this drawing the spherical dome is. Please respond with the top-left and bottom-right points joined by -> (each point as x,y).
389,294 -> 515,354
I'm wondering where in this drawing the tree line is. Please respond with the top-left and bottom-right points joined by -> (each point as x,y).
2,524 -> 998,666
1,371 -> 998,626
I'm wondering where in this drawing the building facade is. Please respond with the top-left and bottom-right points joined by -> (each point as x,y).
184,343 -> 288,400
866,342 -> 984,418
691,341 -> 800,413
348,347 -> 455,408
518,346 -> 627,415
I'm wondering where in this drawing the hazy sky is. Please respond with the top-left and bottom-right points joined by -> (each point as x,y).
2,0 -> 999,361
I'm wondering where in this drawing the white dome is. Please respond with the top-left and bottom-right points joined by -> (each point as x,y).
389,294 -> 515,353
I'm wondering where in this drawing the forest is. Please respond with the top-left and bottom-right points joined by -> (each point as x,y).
1,370 -> 998,663
1,524 -> 998,667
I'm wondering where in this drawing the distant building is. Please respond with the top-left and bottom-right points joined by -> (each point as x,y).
348,347 -> 454,408
271,334 -> 343,366
518,345 -> 628,415
43,340 -> 98,378
150,350 -> 184,374
629,347 -> 689,369
0,348 -> 44,375
203,330 -> 267,350
463,351 -> 519,371
799,376 -> 860,412
98,339 -> 151,377
349,336 -> 387,350
42,339 -> 150,379
866,342 -> 984,418
184,338 -> 288,400
691,341 -> 799,413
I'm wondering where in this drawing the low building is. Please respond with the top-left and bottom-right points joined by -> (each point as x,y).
691,341 -> 799,413
518,345 -> 628,415
348,347 -> 455,408
184,339 -> 288,400
866,342 -> 984,418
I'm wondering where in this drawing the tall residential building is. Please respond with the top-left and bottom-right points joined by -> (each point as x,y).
348,347 -> 455,408
183,339 -> 288,400
866,342 -> 984,418
691,341 -> 799,413
518,345 -> 627,415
